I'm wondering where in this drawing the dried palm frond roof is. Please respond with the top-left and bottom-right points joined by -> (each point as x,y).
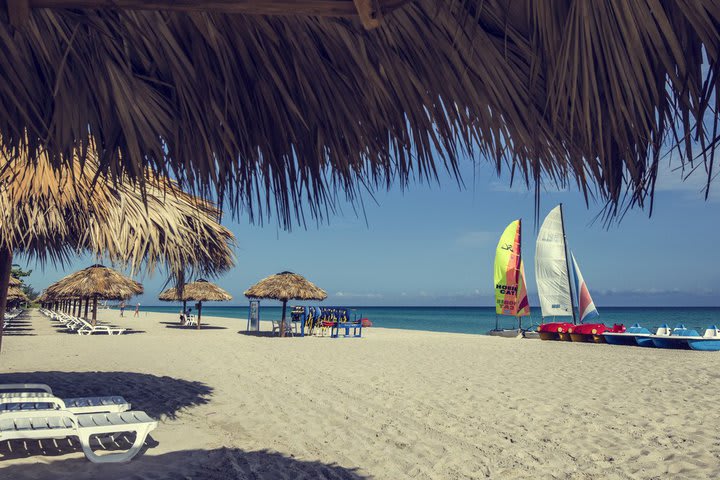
158,279 -> 232,302
8,277 -> 20,287
47,265 -> 143,300
244,272 -> 327,301
0,143 -> 235,277
7,286 -> 27,301
1,1 -> 718,223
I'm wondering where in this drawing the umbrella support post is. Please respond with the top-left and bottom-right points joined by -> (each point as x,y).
197,301 -> 202,330
84,297 -> 90,320
0,247 -> 13,353
92,296 -> 98,326
280,299 -> 287,338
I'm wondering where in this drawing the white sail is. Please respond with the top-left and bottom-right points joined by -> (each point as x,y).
535,205 -> 573,318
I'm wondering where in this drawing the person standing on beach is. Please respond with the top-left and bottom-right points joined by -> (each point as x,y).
134,303 -> 140,317
119,301 -> 126,317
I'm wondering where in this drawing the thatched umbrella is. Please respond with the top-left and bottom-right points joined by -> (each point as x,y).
244,272 -> 327,337
8,277 -> 20,287
0,2 -> 718,225
7,286 -> 28,303
47,265 -> 143,325
158,279 -> 232,329
0,145 -> 234,351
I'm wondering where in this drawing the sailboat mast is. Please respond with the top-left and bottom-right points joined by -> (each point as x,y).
558,204 -> 578,324
517,218 -> 522,329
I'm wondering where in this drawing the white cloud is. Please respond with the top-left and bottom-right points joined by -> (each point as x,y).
455,231 -> 494,248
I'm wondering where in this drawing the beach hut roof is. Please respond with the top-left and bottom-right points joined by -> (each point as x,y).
7,286 -> 27,301
244,272 -> 327,302
1,2 -> 717,223
0,144 -> 235,278
8,277 -> 20,287
158,279 -> 232,302
48,265 -> 143,301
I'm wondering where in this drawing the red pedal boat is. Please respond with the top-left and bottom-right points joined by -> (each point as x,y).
538,322 -> 574,341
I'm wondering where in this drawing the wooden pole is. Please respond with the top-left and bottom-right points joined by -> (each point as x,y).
92,296 -> 98,326
84,297 -> 90,320
0,247 -> 13,353
196,301 -> 202,330
280,299 -> 288,338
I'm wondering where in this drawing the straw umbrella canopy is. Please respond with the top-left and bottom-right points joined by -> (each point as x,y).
47,265 -> 143,325
244,272 -> 327,337
8,277 -> 20,287
0,146 -> 235,351
7,286 -> 28,302
1,2 -> 718,225
158,279 -> 232,329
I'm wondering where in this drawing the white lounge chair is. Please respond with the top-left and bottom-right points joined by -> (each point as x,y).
0,409 -> 157,463
0,392 -> 130,414
0,384 -> 130,414
73,317 -> 126,336
185,314 -> 197,327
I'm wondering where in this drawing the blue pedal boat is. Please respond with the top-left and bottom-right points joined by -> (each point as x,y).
602,323 -> 651,346
650,324 -> 698,349
685,326 -> 720,352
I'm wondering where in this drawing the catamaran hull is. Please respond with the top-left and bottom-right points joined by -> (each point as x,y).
488,329 -> 522,338
635,336 -> 655,347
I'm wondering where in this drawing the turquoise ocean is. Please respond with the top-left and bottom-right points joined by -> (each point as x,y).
132,305 -> 720,335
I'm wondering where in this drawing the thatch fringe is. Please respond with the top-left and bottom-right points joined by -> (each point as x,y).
159,279 -> 232,302
1,1 -> 717,223
1,143 -> 235,277
245,271 -> 327,301
47,264 -> 143,300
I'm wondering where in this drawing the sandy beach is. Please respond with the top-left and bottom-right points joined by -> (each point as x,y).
1,308 -> 719,479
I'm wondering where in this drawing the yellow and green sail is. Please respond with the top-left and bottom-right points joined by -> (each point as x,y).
494,220 -> 530,317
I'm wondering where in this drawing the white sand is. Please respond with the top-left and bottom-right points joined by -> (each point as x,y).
1,308 -> 719,479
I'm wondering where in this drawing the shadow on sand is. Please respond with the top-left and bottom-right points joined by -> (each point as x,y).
237,330 -> 279,338
161,322 -> 228,330
0,447 -> 368,479
0,371 -> 213,420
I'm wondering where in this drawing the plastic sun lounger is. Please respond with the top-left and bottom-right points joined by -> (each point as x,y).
0,392 -> 131,415
74,317 -> 126,336
0,409 -> 157,463
0,384 -> 131,414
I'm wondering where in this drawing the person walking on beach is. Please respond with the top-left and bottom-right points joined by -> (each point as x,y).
134,303 -> 141,317
119,301 -> 126,317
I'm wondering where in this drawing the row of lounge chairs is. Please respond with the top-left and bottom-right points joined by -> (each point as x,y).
40,309 -> 127,335
0,383 -> 157,463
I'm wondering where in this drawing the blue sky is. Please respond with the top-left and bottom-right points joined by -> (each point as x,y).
19,159 -> 720,307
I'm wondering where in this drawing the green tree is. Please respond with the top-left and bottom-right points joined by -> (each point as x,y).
10,264 -> 31,281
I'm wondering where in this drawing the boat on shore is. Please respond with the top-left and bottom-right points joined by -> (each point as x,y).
603,323 -> 651,346
489,219 -> 531,337
686,326 -> 720,351
535,205 -> 578,340
650,324 -> 695,349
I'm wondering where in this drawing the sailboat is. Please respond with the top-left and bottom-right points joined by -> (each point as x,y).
535,204 -> 624,341
535,205 -> 576,340
567,253 -> 609,342
489,219 -> 531,337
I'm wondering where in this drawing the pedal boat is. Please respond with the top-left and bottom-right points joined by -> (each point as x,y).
684,326 -> 720,352
602,323 -> 650,346
568,323 -> 625,343
537,322 -> 574,341
650,324 -> 696,349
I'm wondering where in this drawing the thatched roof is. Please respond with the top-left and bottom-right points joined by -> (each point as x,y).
244,272 -> 327,302
158,279 -> 232,302
1,2 -> 718,222
8,277 -> 21,287
0,144 -> 235,277
47,264 -> 143,300
7,286 -> 28,301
